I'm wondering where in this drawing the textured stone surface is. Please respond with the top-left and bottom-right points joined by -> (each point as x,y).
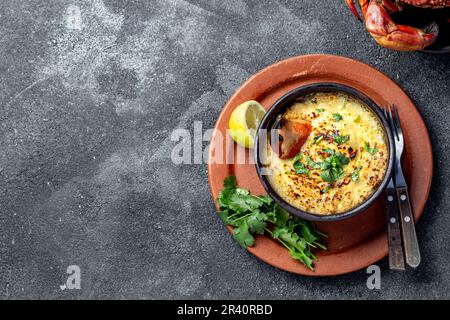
0,0 -> 449,299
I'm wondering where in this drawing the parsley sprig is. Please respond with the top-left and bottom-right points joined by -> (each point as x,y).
293,153 -> 309,174
217,176 -> 327,271
319,150 -> 350,183
305,155 -> 322,169
333,134 -> 350,145
291,149 -> 350,184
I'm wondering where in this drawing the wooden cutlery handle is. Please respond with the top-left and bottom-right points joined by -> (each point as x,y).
396,186 -> 421,268
385,188 -> 405,271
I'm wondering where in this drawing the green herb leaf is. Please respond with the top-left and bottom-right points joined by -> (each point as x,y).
364,142 -> 378,155
293,152 -> 303,162
335,153 -> 350,165
333,134 -> 350,145
299,221 -> 320,244
351,166 -> 362,181
333,113 -> 343,122
293,160 -> 309,175
319,152 -> 349,182
246,211 -> 267,235
319,161 -> 330,170
218,209 -> 231,224
305,156 -> 322,169
320,170 -> 335,183
217,188 -> 234,209
272,204 -> 290,226
313,135 -> 324,144
258,195 -> 273,206
228,193 -> 254,212
233,220 -> 255,248
316,108 -> 325,112
289,249 -> 314,271
223,175 -> 237,189
272,226 -> 306,252
235,188 -> 249,196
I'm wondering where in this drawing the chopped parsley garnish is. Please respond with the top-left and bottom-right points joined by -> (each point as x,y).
351,166 -> 362,181
305,156 -> 322,169
339,96 -> 347,110
364,142 -> 378,155
292,153 -> 313,175
217,176 -> 327,271
293,153 -> 303,162
332,113 -> 343,122
316,108 -> 325,112
293,160 -> 309,175
291,150 -> 350,183
333,134 -> 350,145
313,135 -> 324,144
321,169 -> 344,183
319,150 -> 350,183
292,153 -> 308,174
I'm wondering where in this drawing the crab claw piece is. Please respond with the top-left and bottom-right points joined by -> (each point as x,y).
273,118 -> 312,159
365,3 -> 439,51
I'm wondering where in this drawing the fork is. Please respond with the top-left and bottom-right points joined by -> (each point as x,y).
385,104 -> 421,268
382,107 -> 405,271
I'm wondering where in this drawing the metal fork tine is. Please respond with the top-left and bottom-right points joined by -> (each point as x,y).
386,104 -> 394,125
393,105 -> 403,142
386,104 -> 395,140
393,105 -> 401,129
390,104 -> 399,141
384,105 -> 392,131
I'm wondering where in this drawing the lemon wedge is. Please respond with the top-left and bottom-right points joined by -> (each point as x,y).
228,100 -> 266,149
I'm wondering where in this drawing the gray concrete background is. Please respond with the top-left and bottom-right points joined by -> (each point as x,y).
0,0 -> 449,299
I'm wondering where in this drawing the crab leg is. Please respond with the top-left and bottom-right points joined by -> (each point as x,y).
345,0 -> 369,21
379,0 -> 403,13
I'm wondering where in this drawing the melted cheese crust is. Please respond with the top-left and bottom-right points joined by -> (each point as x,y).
266,92 -> 388,215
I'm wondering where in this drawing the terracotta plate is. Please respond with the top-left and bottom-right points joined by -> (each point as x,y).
208,54 -> 433,276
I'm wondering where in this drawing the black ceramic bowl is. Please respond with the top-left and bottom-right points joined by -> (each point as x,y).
254,83 -> 395,222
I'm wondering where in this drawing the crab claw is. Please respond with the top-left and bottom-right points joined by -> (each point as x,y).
273,118 -> 312,159
365,2 -> 438,51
